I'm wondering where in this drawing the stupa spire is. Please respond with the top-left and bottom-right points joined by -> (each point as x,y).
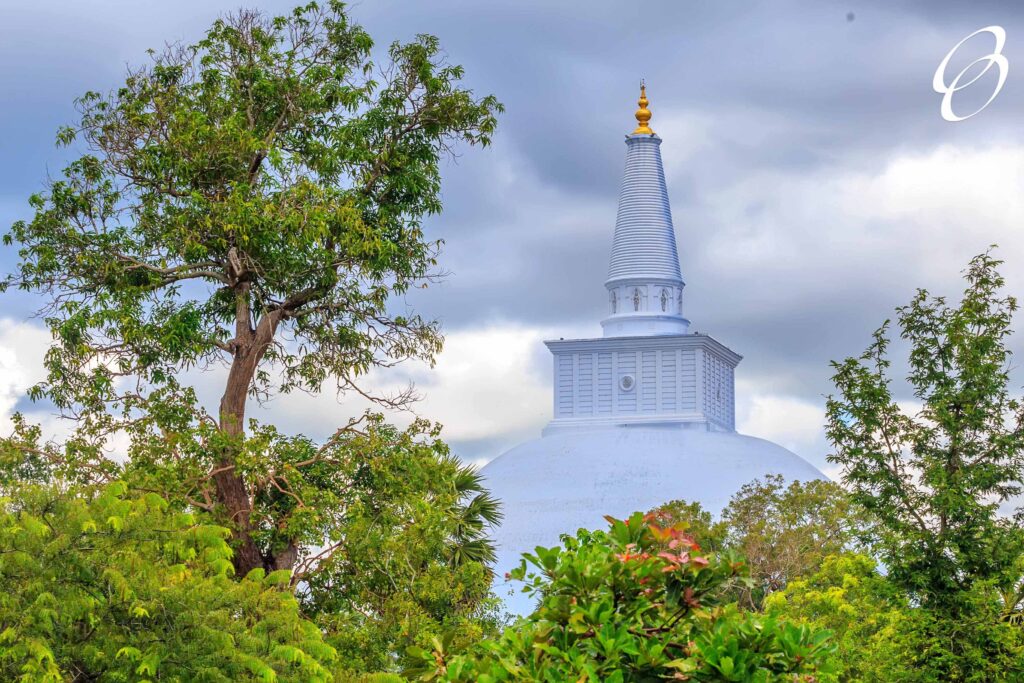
602,83 -> 688,338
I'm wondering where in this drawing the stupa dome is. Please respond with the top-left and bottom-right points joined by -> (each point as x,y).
483,428 -> 824,614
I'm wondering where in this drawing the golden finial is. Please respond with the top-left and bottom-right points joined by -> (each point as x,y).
632,81 -> 655,135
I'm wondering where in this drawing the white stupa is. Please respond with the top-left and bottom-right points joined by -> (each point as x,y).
481,85 -> 824,613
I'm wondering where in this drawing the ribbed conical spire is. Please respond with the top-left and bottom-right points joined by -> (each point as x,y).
606,137 -> 681,283
601,85 -> 688,338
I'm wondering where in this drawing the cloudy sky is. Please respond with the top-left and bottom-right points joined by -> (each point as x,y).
3,0 -> 1024,478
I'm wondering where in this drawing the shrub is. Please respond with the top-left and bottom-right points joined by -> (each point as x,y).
414,513 -> 834,682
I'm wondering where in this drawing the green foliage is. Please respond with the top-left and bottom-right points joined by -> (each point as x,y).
767,553 -> 907,682
774,556 -> 1024,682
886,589 -> 1024,682
283,418 -> 503,674
827,252 -> 1024,609
0,482 -> 337,681
413,513 -> 834,682
652,476 -> 870,609
2,0 -> 502,579
0,2 -> 504,676
826,251 -> 1024,679
3,382 -> 500,679
447,464 -> 503,569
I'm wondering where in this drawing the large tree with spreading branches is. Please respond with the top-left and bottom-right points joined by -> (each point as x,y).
2,0 -> 501,584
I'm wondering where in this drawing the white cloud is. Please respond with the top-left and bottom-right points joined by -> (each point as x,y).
240,324 -> 560,448
0,315 -> 564,468
0,318 -> 133,458
819,462 -> 844,482
400,326 -> 553,441
0,318 -> 52,433
735,383 -> 825,455
720,132 -> 1024,469
699,143 -> 1024,297
0,317 -> 569,456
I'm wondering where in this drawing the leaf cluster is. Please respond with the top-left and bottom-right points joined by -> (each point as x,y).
0,481 -> 337,681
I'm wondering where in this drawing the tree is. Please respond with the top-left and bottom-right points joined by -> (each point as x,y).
3,412 -> 502,678
414,513 -> 835,682
651,476 -> 870,610
0,481 -> 338,681
721,476 -> 870,610
766,553 -> 907,682
826,251 -> 1024,678
1,2 -> 505,675
1,0 -> 501,579
447,464 -> 503,569
770,554 -> 1024,682
827,251 -> 1024,608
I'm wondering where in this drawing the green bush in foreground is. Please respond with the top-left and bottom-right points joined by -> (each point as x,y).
413,513 -> 834,682
0,482 -> 337,682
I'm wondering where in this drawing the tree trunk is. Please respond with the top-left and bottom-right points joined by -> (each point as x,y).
212,278 -> 285,576
214,363 -> 264,576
